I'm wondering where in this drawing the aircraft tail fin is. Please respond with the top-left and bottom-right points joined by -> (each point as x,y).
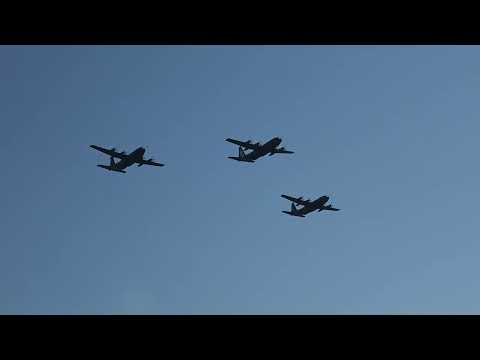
239,146 -> 246,159
291,203 -> 297,213
228,147 -> 254,163
282,203 -> 305,217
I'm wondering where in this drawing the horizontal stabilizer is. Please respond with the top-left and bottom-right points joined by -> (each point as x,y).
228,156 -> 255,163
282,211 -> 305,217
97,165 -> 126,173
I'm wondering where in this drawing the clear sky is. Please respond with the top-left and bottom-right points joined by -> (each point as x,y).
1,45 -> 480,314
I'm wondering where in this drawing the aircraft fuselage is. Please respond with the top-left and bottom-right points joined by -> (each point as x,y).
245,137 -> 282,161
295,196 -> 330,215
113,147 -> 146,170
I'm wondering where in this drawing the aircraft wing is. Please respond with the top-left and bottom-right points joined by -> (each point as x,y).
272,148 -> 294,154
90,145 -> 127,159
324,205 -> 340,211
281,194 -> 310,206
225,138 -> 260,150
137,159 -> 165,167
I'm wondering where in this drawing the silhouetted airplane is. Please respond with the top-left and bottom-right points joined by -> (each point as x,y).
226,137 -> 294,163
281,194 -> 340,217
90,145 -> 164,173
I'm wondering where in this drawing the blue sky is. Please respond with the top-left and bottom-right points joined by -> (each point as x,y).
1,45 -> 480,314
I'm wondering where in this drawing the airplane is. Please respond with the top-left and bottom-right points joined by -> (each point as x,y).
281,194 -> 340,217
225,137 -> 294,163
90,145 -> 164,173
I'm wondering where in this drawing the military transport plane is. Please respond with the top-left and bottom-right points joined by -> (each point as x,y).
90,145 -> 164,173
281,194 -> 340,217
226,137 -> 294,163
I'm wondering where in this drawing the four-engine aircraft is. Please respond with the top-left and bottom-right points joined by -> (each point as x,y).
281,194 -> 340,217
90,145 -> 164,173
225,137 -> 294,163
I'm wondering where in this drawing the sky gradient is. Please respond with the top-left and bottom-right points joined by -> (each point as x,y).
1,45 -> 480,314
